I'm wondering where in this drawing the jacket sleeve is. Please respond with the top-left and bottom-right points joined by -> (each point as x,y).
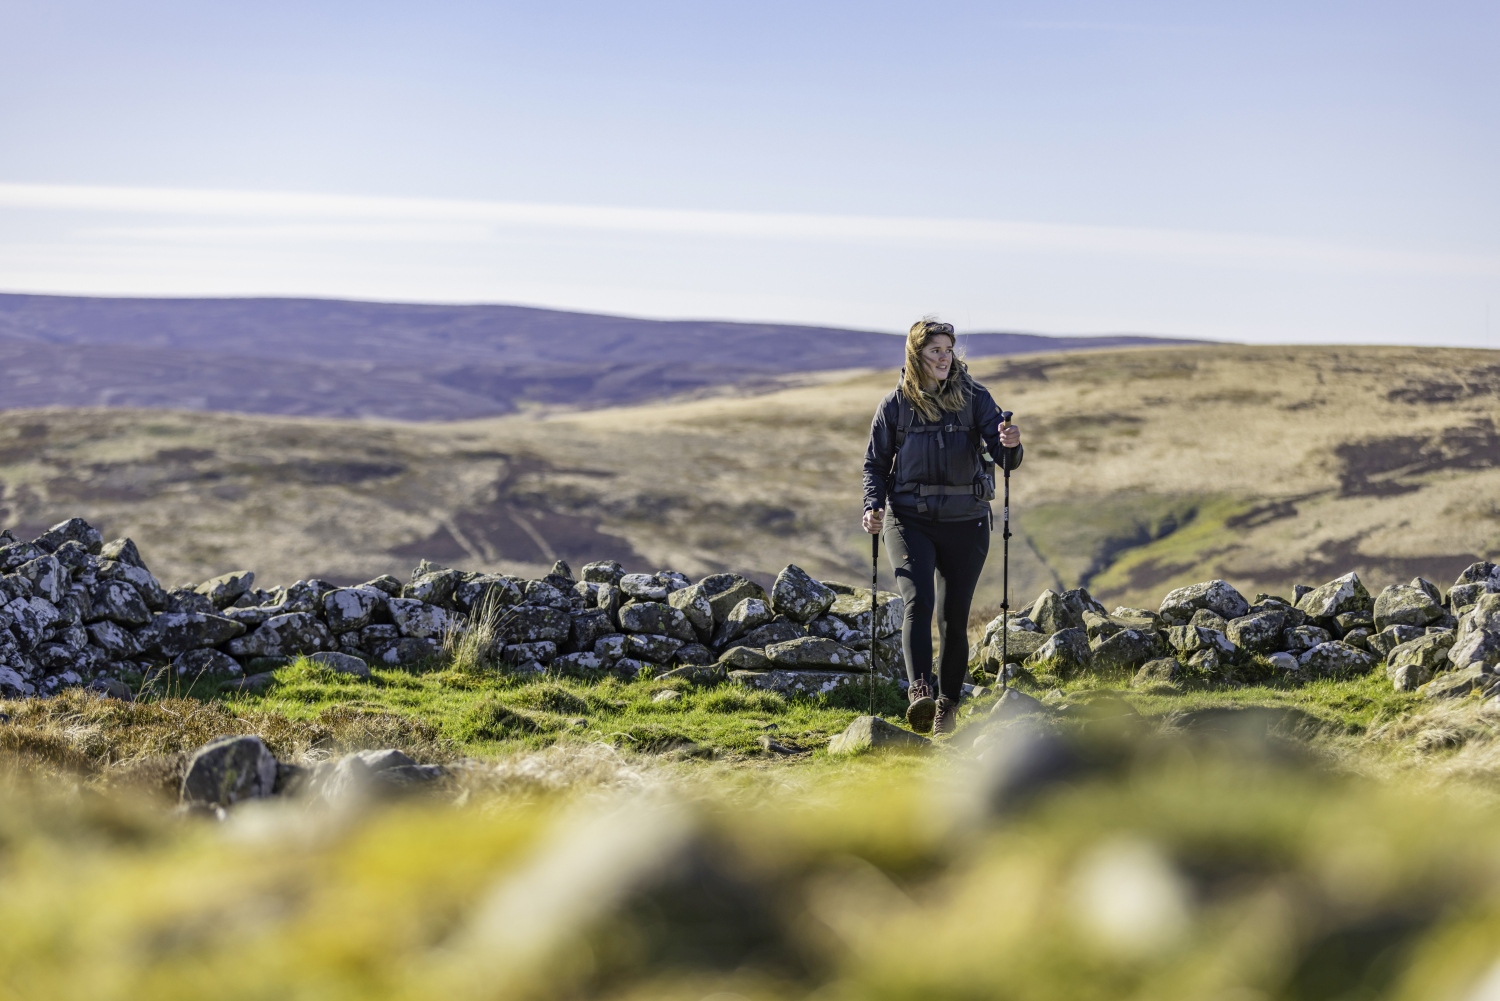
862,395 -> 898,511
976,385 -> 1023,471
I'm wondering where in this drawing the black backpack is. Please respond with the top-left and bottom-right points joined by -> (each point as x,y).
890,387 -> 996,513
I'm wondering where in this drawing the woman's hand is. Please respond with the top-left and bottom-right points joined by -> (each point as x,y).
862,507 -> 884,535
999,421 -> 1021,449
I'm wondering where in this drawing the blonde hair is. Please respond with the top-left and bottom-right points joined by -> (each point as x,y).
901,318 -> 969,422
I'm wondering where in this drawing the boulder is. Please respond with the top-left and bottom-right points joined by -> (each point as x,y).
172,648 -> 242,678
656,663 -> 726,684
730,668 -> 859,697
1226,609 -> 1287,653
1030,589 -> 1082,635
308,650 -> 371,677
181,735 -> 278,808
808,613 -> 862,645
228,612 -> 333,658
1373,583 -> 1445,632
700,574 -> 769,626
322,587 -> 385,633
1449,625 -> 1500,674
626,633 -> 684,663
1081,609 -> 1122,642
719,646 -> 774,671
1190,608 -> 1230,632
1167,624 -> 1235,657
318,749 -> 444,803
194,571 -> 256,610
570,609 -> 614,653
1023,627 -> 1092,678
1367,624 -> 1424,659
713,597 -> 774,646
0,542 -> 45,573
739,616 -> 804,649
619,601 -> 698,643
34,517 -> 103,555
593,634 -> 628,661
1298,641 -> 1376,678
1132,657 -> 1181,687
764,636 -> 868,670
1419,665 -> 1496,700
99,537 -> 147,570
1159,580 -> 1250,626
86,620 -> 141,658
770,564 -> 837,623
1090,628 -> 1163,673
1283,624 -> 1332,654
152,611 -> 247,658
501,641 -> 558,667
1455,561 -> 1500,588
404,565 -> 463,608
1266,652 -> 1300,674
552,651 -> 606,677
672,643 -> 716,667
667,584 -> 714,642
619,573 -> 670,601
387,597 -> 452,639
1296,572 -> 1372,622
17,556 -> 67,604
85,580 -> 151,626
452,574 -> 524,614
581,560 -> 625,585
522,578 -> 573,611
1450,582 -> 1498,616
824,588 -> 903,638
828,715 -> 929,754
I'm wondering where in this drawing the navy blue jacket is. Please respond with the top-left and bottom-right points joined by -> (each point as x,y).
862,375 -> 1023,522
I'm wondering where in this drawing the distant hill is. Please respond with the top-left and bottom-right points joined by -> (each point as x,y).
0,294 -> 1199,420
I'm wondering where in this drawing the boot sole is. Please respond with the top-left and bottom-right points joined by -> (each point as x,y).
907,696 -> 937,734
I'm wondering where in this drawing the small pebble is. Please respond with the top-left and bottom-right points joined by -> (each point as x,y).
653,690 -> 681,703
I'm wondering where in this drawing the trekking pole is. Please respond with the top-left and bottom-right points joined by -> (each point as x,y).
999,410 -> 1013,693
869,528 -> 879,714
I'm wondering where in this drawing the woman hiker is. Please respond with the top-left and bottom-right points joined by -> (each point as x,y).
862,318 -> 1023,735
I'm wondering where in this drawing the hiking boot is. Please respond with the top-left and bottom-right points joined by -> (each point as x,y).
906,679 -> 936,734
933,696 -> 958,736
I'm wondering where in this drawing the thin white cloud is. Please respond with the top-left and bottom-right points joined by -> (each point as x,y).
1,181 -> 1498,278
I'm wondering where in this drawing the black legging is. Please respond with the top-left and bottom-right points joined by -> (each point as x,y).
883,512 -> 990,701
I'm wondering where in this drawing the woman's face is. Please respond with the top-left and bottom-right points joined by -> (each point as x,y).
918,335 -> 955,385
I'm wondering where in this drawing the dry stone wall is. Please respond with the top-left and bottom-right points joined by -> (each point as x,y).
0,517 -> 903,699
972,563 -> 1500,698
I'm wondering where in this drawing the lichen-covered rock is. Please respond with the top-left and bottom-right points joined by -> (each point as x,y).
323,586 -> 385,633
619,573 -> 669,601
1189,608 -> 1230,633
1267,651 -> 1299,674
1419,665 -> 1495,700
656,663 -> 725,684
672,643 -> 716,667
593,633 -> 628,661
1448,624 -> 1500,674
228,612 -> 332,658
404,564 -> 463,608
1023,627 -> 1092,678
522,578 -> 573,611
714,597 -> 774,646
1450,582 -> 1498,615
1367,623 -> 1423,659
808,613 -> 861,645
1298,641 -> 1376,678
699,574 -> 768,626
305,650 -> 370,677
824,587 -> 903,638
1296,572 -> 1372,622
828,715 -> 929,754
764,636 -> 868,670
172,647 -> 242,678
87,620 -> 141,657
1388,630 -> 1454,671
99,537 -> 146,569
1456,561 -> 1500,588
1167,624 -> 1235,657
1373,583 -> 1445,632
1159,580 -> 1250,626
719,646 -> 773,670
0,666 -> 34,697
195,571 -> 256,610
1090,628 -> 1163,673
619,601 -> 697,643
570,608 -> 614,653
7,596 -> 59,649
17,555 -> 67,604
627,633 -> 684,663
740,616 -> 804,650
771,564 -> 836,623
610,657 -> 644,679
100,561 -> 168,611
581,560 -> 625,585
1283,624 -> 1333,654
667,583 -> 714,642
151,611 -> 247,658
35,517 -> 103,556
1132,657 -> 1181,687
181,735 -> 277,808
552,651 -> 605,677
1226,609 -> 1287,653
977,629 -> 1048,673
387,597 -> 452,640
85,580 -> 151,626
501,641 -> 557,667
0,542 -> 45,573
452,574 -> 524,614
1030,589 -> 1082,635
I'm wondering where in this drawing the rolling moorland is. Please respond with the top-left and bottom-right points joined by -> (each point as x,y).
0,343 -> 1496,625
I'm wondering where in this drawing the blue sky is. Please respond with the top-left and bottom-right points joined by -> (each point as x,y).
1,1 -> 1496,343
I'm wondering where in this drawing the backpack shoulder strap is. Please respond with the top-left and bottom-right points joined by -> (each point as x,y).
894,392 -> 914,449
